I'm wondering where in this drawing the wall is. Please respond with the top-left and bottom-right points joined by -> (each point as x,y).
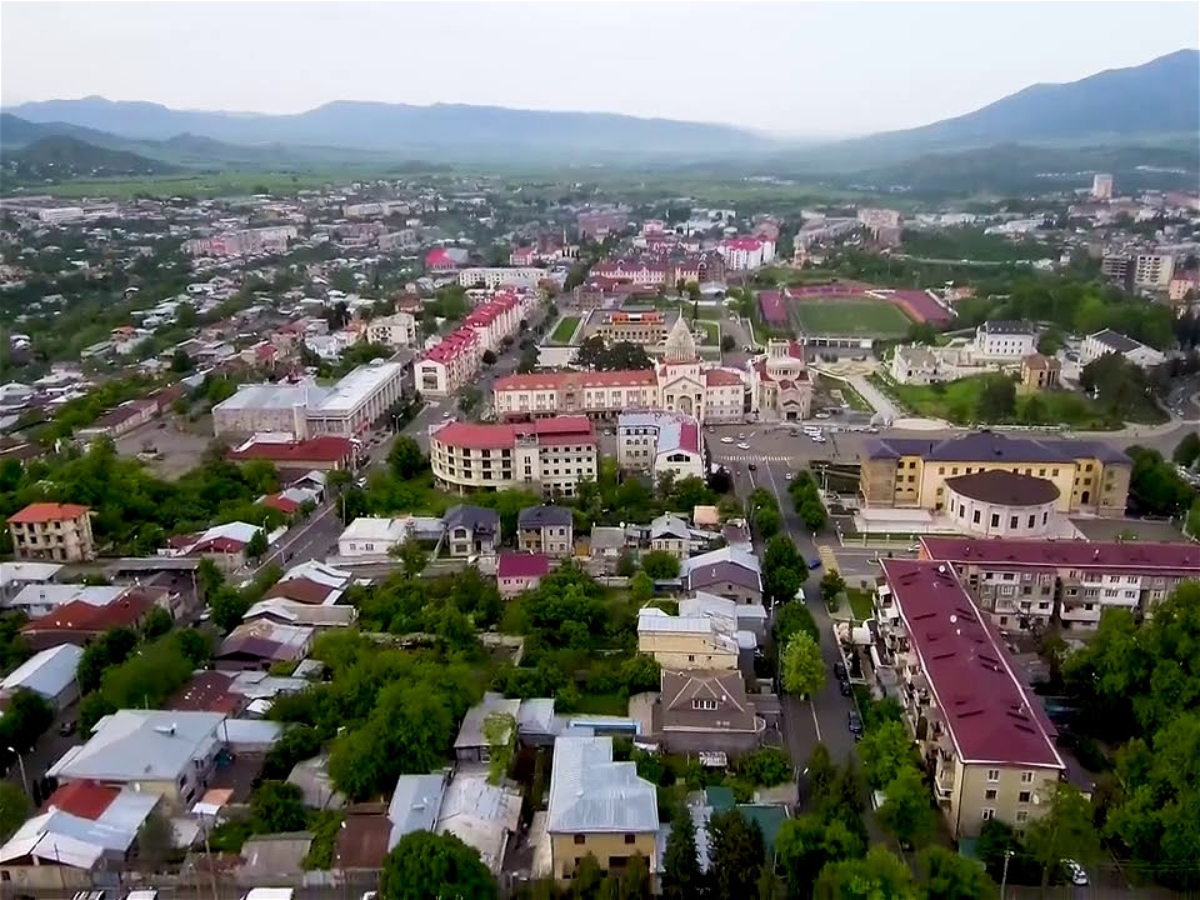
551,831 -> 657,879
638,631 -> 736,671
949,763 -> 1059,839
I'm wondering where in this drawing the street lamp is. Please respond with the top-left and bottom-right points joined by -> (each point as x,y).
6,746 -> 27,798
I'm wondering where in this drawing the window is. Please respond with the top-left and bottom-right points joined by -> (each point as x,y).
973,510 -> 981,524
1010,516 -> 1019,529
1020,771 -> 1034,784
1016,810 -> 1029,823
1028,515 -> 1036,528
692,698 -> 718,711
986,769 -> 1000,783
991,513 -> 1000,528
574,834 -> 586,845
982,808 -> 996,821
985,789 -> 997,800
1019,791 -> 1032,803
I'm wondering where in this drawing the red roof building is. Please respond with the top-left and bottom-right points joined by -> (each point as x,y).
7,503 -> 91,525
497,552 -> 551,596
227,435 -> 355,470
21,588 -> 158,650
42,780 -> 120,819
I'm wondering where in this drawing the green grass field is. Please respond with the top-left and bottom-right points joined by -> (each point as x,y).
696,321 -> 720,345
794,299 -> 912,337
550,316 -> 580,343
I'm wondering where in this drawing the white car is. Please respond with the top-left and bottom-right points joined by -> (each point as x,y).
811,435 -> 827,444
441,411 -> 452,418
785,472 -> 794,480
737,433 -> 746,440
1062,860 -> 1088,886
737,443 -> 751,451
720,436 -> 734,444
814,412 -> 830,419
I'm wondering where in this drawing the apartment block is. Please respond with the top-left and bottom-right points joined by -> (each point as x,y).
7,503 -> 96,563
366,312 -> 418,348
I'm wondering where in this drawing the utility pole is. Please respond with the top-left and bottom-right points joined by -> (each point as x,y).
1000,849 -> 1013,900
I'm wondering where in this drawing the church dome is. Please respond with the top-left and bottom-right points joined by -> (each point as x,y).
663,315 -> 698,363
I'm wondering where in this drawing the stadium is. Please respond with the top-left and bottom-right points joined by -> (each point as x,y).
759,282 -> 954,347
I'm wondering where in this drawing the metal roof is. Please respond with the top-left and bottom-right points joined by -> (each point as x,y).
547,736 -> 657,834
47,710 -> 225,783
1,643 -> 83,699
387,773 -> 447,849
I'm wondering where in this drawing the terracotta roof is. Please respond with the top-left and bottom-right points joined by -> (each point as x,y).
1021,353 -> 1060,371
169,671 -> 242,714
498,552 -> 551,579
42,780 -> 119,819
262,494 -> 301,515
265,577 -> 333,605
228,435 -> 354,464
433,416 -> 595,451
705,369 -> 743,387
944,471 -> 1060,506
494,369 -> 656,392
8,502 -> 90,524
881,559 -> 1063,769
920,537 -> 1200,574
23,590 -> 155,635
758,290 -> 788,326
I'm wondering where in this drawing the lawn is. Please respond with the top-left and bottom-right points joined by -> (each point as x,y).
696,321 -> 720,345
550,316 -> 580,343
695,305 -> 727,320
846,588 -> 876,621
794,299 -> 912,338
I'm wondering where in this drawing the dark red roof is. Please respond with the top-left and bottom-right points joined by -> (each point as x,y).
23,590 -> 156,635
265,577 -> 333,605
758,291 -> 788,326
43,780 -> 119,819
881,560 -> 1062,769
921,537 -> 1200,576
498,552 -> 551,579
228,435 -> 354,464
262,494 -> 301,515
169,671 -> 242,714
8,502 -> 90,524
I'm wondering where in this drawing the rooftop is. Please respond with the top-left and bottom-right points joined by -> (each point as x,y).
228,434 -> 354,463
493,370 -> 657,392
920,536 -> 1200,574
880,559 -> 1063,770
497,552 -> 551,580
944,471 -> 1061,506
312,360 -> 404,414
8,502 -> 90,524
864,432 -> 1129,466
546,735 -> 658,834
1,643 -> 84,698
1089,328 -> 1143,354
388,773 -> 447,849
518,505 -> 573,528
48,709 -> 226,783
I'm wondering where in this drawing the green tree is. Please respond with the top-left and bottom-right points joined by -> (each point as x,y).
1174,432 -> 1200,468
388,436 -> 427,480
641,550 -> 681,580
777,814 -> 864,900
1023,784 -> 1100,898
877,765 -> 937,849
977,374 -> 1017,422
242,459 -> 280,495
799,500 -> 828,533
251,780 -> 308,833
857,719 -> 915,790
919,846 -> 998,900
393,537 -> 429,578
630,571 -> 654,605
721,334 -> 736,352
77,626 -> 139,693
0,782 -> 29,843
196,558 -> 225,600
621,852 -> 652,899
819,570 -> 846,609
0,688 -> 53,751
482,349 -> 498,366
774,601 -> 819,647
781,632 -> 826,697
708,808 -> 766,900
379,830 -> 497,900
245,528 -> 269,561
141,606 -> 174,640
755,506 -> 782,539
210,585 -> 250,633
135,807 -> 176,871
737,747 -> 792,787
661,805 -> 703,900
815,846 -> 917,900
571,854 -> 605,898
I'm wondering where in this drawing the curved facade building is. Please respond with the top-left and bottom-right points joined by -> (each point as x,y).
944,471 -> 1060,539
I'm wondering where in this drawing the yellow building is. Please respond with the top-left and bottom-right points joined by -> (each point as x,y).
636,608 -> 739,671
874,560 -> 1066,838
7,502 -> 96,562
547,736 -> 658,878
860,432 -> 1130,517
1019,354 -> 1061,392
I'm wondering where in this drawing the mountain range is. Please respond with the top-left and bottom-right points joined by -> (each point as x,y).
1,49 -> 1196,170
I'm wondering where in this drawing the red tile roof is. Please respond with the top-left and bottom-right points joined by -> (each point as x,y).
228,435 -> 354,464
920,537 -> 1200,576
8,502 -> 90,524
705,369 -> 743,387
881,559 -> 1063,769
266,577 -> 334,605
43,781 -> 119,819
433,416 -> 595,451
494,370 -> 657,392
758,291 -> 788,326
498,552 -> 551,579
169,671 -> 242,714
23,590 -> 156,636
262,494 -> 301,515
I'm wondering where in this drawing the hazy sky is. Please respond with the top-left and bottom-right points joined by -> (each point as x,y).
2,2 -> 1197,136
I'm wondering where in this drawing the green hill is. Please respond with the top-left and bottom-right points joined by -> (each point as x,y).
1,135 -> 182,181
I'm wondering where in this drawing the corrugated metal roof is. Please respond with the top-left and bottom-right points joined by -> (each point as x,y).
546,736 -> 657,834
1,643 -> 83,698
387,773 -> 447,849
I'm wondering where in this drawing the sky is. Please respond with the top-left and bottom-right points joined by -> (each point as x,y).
2,1 -> 1197,137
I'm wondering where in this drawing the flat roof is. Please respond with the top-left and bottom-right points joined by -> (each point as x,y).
214,382 -> 325,412
312,361 -> 403,414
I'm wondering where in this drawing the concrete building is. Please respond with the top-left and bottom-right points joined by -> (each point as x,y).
517,506 -> 574,557
7,502 -> 96,563
716,237 -> 775,271
429,417 -> 598,498
637,607 -> 740,671
617,411 -> 705,481
547,736 -> 658,879
874,560 -> 1065,838
1133,253 -> 1175,290
861,433 -> 1131,517
747,340 -> 814,422
1079,329 -> 1165,370
0,643 -> 84,710
443,505 -> 501,558
919,537 -> 1200,631
457,268 -> 546,289
680,547 -> 763,605
891,345 -> 941,385
973,321 -> 1038,359
942,472 -> 1061,539
654,669 -> 764,756
497,552 -> 551,597
337,517 -> 414,558
1019,354 -> 1061,392
366,312 -> 419,348
649,514 -> 691,561
183,225 -> 297,258
1091,173 -> 1114,201
593,310 -> 671,347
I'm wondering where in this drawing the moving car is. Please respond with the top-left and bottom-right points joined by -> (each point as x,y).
737,442 -> 750,450
720,436 -> 734,444
1062,860 -> 1088,886
807,557 -> 822,570
747,463 -> 757,471
784,471 -> 793,480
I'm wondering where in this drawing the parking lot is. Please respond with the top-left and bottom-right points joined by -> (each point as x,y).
114,416 -> 214,478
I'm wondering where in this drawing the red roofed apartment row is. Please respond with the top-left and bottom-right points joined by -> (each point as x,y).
21,587 -> 159,651
432,416 -> 595,452
877,558 -> 1064,839
227,435 -> 356,470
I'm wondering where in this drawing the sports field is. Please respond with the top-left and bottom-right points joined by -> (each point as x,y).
793,299 -> 913,337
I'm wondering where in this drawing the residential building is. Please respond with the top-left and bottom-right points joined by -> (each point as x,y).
717,237 -> 776,271
1133,253 -> 1175,290
1019,354 -> 1061,392
860,432 -> 1131,517
0,561 -> 63,604
337,517 -> 413,558
436,770 -> 522,876
546,735 -> 658,878
417,328 -> 481,397
747,340 -> 814,422
457,267 -> 546,289
425,247 -> 471,271
429,417 -> 598,498
891,345 -> 941,385
637,607 -> 740,671
1079,329 -> 1165,370
454,693 -> 522,764
0,643 -> 84,710
262,560 -> 354,606
1091,173 -> 1114,201
497,552 -> 551,596
679,591 -> 768,641
167,521 -> 274,570
21,586 -> 158,651
443,505 -> 502,557
517,505 -> 574,557
617,411 -> 705,481
594,310 -> 671,347
974,320 -> 1038,359
183,225 -> 297,258
6,583 -> 124,623
1168,271 -> 1199,303
1100,254 -> 1133,287
366,311 -> 419,348
681,547 -> 763,605
873,560 -> 1065,838
7,502 -> 96,563
653,669 -> 764,755
227,434 -> 357,471
47,709 -> 227,811
589,258 -> 669,286
215,620 -> 314,670
649,514 -> 691,561
918,536 -> 1200,631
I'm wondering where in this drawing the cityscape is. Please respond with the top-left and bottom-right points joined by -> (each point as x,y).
0,4 -> 1198,900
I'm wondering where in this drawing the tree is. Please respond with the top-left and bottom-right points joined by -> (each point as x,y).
1023,784 -> 1100,897
815,846 -> 917,900
721,334 -> 736,352
1023,393 -> 1046,425
977,374 -> 1017,422
0,688 -> 53,752
571,854 -> 605,898
379,830 -> 497,900
819,570 -> 846,609
246,528 -> 268,562
738,747 -> 792,787
774,601 -> 819,647
777,814 -> 864,900
856,719 -> 914,789
755,506 -> 782,539
242,459 -> 280,495
251,780 -> 308,833
0,782 -> 29,843
641,550 -> 680,580
616,550 -> 636,578
662,804 -> 703,900
621,852 -> 652,899
799,500 -> 827,533
393,537 -> 429,577
170,348 -> 193,373
708,808 -> 766,900
458,385 -> 484,414
919,846 -> 998,900
210,585 -> 251,633
482,349 -> 498,366
877,765 -> 937,849
77,626 -> 139,693
135,807 -> 176,871
141,606 -> 174,640
1174,432 -> 1200,468
781,632 -> 826,697
630,571 -> 654,605
388,436 -> 426,480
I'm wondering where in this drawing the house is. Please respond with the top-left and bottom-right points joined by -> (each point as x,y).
214,620 -> 314,671
617,411 -> 706,481
680,591 -> 768,640
637,607 -> 741,672
649,514 -> 691,561
5,582 -> 124,620
47,709 -> 226,811
387,773 -> 448,850
7,502 -> 96,562
436,770 -> 522,876
263,560 -> 353,606
517,506 -> 574,557
497,552 -> 551,597
1079,329 -> 1165,370
0,643 -> 84,710
0,560 -> 63,602
974,320 -> 1038,359
653,669 -> 763,755
546,735 -> 658,878
168,521 -> 274,570
1019,354 -> 1061,392
890,345 -> 940,386
337,516 -> 412,558
443,505 -> 502,558
242,598 -> 356,630
20,586 -> 159,651
681,547 -> 763,605
454,693 -> 521,764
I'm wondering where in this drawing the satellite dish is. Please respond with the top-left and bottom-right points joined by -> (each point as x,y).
949,614 -> 958,625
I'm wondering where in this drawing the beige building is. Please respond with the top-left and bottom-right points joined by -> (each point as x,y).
1133,253 -> 1175,290
942,471 -> 1061,540
7,503 -> 96,562
593,310 -> 671,346
636,607 -> 739,671
366,311 -> 418,348
860,432 -> 1131,517
429,417 -> 598,499
874,560 -> 1065,839
517,506 -> 574,557
547,736 -> 658,879
1019,354 -> 1061,392
649,515 -> 691,561
747,339 -> 814,421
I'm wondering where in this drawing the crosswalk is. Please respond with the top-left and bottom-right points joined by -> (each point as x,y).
712,453 -> 800,463
818,545 -> 841,574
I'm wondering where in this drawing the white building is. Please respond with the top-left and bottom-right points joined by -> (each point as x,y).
37,207 -> 85,225
891,345 -> 941,385
716,237 -> 776,271
973,320 -> 1038,359
747,340 -> 815,422
0,644 -> 84,710
457,268 -> 545,290
617,411 -> 705,481
337,517 -> 413,558
1091,173 -> 1114,201
1133,253 -> 1175,290
1079,329 -> 1166,370
367,312 -> 419,348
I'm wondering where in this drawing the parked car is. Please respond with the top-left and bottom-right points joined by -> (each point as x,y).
839,680 -> 853,696
59,719 -> 77,737
833,661 -> 848,681
848,711 -> 863,735
1062,860 -> 1088,886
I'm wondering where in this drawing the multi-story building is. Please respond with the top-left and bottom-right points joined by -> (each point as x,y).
617,411 -> 705,481
716,237 -> 775,271
1100,253 -> 1133,288
1079,329 -> 1165,370
1168,271 -> 1199,304
182,226 -> 297,258
860,432 -> 1131,517
457,268 -> 546,290
417,330 -> 482,397
874,560 -> 1065,838
366,312 -> 418,348
594,310 -> 672,347
1133,253 -> 1175,290
517,506 -> 574,557
1019,354 -> 1061,392
973,320 -> 1038,359
747,339 -> 815,422
891,345 -> 941,385
7,503 -> 96,563
1091,173 -> 1114,201
589,258 -> 670,287
636,607 -> 739,671
918,536 -> 1200,631
429,417 -> 598,498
